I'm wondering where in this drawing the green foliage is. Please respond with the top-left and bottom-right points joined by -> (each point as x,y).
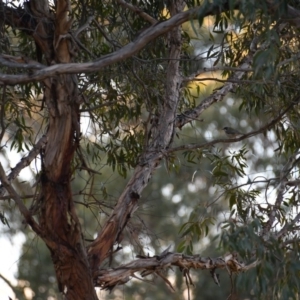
211,146 -> 248,183
2,0 -> 300,299
224,225 -> 300,299
178,205 -> 215,254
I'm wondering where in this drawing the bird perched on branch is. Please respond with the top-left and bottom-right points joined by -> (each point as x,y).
223,126 -> 243,137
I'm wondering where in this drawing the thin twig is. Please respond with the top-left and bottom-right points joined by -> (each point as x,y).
69,32 -> 97,59
0,54 -> 45,70
74,15 -> 95,37
80,99 -> 119,112
184,77 -> 275,84
0,273 -> 23,296
0,161 -> 41,234
277,212 -> 300,239
265,151 -> 300,236
0,135 -> 47,196
116,0 -> 158,25
176,57 -> 253,129
0,194 -> 35,200
92,20 -> 121,48
207,177 -> 279,208
0,85 -> 7,147
182,66 -> 254,82
171,100 -> 298,153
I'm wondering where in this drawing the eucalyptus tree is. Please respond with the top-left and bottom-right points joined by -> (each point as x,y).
1,0 -> 300,299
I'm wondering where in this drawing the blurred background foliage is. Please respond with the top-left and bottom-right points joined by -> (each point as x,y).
1,0 -> 300,299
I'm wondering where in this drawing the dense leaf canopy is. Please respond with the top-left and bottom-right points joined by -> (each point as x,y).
1,0 -> 300,299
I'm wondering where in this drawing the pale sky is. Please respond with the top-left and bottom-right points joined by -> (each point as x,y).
0,233 -> 25,299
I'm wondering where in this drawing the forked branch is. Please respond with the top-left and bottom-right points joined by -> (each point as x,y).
0,161 -> 42,234
0,135 -> 47,197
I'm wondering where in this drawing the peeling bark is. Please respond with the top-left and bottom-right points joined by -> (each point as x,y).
93,251 -> 259,291
88,0 -> 185,273
13,0 -> 98,298
2,0 -> 300,298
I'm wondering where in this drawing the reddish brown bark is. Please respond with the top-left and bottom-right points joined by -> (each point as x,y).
6,0 -> 98,298
2,1 -> 300,298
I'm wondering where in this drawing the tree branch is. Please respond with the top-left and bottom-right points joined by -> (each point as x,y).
79,100 -> 119,112
0,5 -> 199,84
87,0 -> 186,272
1,2 -> 300,85
283,3 -> 300,28
0,54 -> 45,70
285,179 -> 300,186
94,250 -> 259,291
171,99 -> 297,153
74,15 -> 95,37
0,194 -> 35,200
0,1 -> 244,85
0,161 -> 42,234
0,84 -> 7,146
0,0 -> 54,64
176,57 -> 252,129
116,0 -> 158,25
180,51 -> 299,85
0,273 -> 23,297
263,151 -> 300,236
181,66 -> 254,82
276,211 -> 300,239
0,135 -> 47,197
183,76 -> 272,84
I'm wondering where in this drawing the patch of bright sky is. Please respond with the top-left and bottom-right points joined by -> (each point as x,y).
161,183 -> 174,199
188,175 -> 207,193
0,232 -> 25,300
0,142 -> 35,299
177,205 -> 193,218
172,194 -> 182,204
226,97 -> 235,106
220,106 -> 227,115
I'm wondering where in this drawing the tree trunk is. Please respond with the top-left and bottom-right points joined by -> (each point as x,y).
31,0 -> 97,298
39,75 -> 97,299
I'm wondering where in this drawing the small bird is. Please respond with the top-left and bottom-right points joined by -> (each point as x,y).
223,126 -> 243,137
